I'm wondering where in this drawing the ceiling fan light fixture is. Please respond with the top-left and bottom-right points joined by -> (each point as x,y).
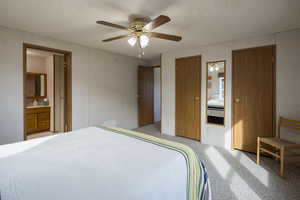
97,15 -> 182,53
139,34 -> 149,48
128,37 -> 137,46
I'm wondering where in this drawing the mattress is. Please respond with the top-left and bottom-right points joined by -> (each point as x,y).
207,98 -> 224,108
0,126 -> 210,200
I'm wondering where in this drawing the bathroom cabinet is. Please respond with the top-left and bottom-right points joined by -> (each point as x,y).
26,106 -> 50,134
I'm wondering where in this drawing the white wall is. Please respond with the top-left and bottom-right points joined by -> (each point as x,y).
0,26 -> 143,145
147,57 -> 161,123
161,29 -> 300,149
154,68 -> 161,122
276,30 -> 300,144
45,55 -> 54,132
161,42 -> 234,149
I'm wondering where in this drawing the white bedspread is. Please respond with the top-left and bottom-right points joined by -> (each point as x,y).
0,127 -> 187,200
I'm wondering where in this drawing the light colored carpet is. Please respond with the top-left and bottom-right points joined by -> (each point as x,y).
135,123 -> 300,200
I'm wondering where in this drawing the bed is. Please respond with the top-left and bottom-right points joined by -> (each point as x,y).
0,126 -> 210,200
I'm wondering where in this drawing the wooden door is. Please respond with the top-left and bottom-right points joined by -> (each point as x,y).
54,55 -> 65,132
138,66 -> 154,126
176,56 -> 201,140
232,45 -> 275,153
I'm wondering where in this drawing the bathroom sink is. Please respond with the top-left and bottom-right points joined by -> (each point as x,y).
26,105 -> 50,109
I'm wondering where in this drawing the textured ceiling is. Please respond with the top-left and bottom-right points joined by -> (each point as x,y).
0,0 -> 299,60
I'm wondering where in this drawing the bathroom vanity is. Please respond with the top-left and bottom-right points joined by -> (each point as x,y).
26,106 -> 50,134
25,72 -> 51,134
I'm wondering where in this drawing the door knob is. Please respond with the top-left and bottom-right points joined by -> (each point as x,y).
195,97 -> 200,101
235,98 -> 240,103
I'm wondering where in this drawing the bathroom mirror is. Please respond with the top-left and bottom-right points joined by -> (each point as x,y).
206,61 -> 225,125
26,73 -> 47,98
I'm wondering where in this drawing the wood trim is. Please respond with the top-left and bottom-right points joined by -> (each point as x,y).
197,55 -> 202,141
176,55 -> 202,60
64,53 -> 72,132
23,45 -> 27,140
160,53 -> 162,134
205,60 -> 226,126
273,46 -> 277,138
23,43 -> 72,140
23,43 -> 71,54
53,56 -> 56,132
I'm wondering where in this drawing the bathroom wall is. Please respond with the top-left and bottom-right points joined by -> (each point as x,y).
26,55 -> 48,106
27,55 -> 46,73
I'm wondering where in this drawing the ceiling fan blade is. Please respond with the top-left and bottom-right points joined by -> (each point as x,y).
150,32 -> 182,41
102,34 -> 132,42
96,21 -> 129,31
143,15 -> 171,31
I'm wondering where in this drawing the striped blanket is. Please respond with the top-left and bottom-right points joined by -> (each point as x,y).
101,126 -> 211,200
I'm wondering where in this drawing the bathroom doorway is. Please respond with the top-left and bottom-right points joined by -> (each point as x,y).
23,43 -> 72,140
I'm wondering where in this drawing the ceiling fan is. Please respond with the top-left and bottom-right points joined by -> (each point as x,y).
96,15 -> 182,48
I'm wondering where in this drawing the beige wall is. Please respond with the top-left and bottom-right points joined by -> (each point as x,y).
0,26 -> 144,145
27,55 -> 46,73
161,29 -> 300,149
276,30 -> 300,144
45,55 -> 54,131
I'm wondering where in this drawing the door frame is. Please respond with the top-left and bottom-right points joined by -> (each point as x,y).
231,45 -> 276,150
23,43 -> 72,140
175,55 -> 202,141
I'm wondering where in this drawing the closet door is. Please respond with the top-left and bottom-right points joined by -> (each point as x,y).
232,45 -> 275,152
175,56 -> 201,140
